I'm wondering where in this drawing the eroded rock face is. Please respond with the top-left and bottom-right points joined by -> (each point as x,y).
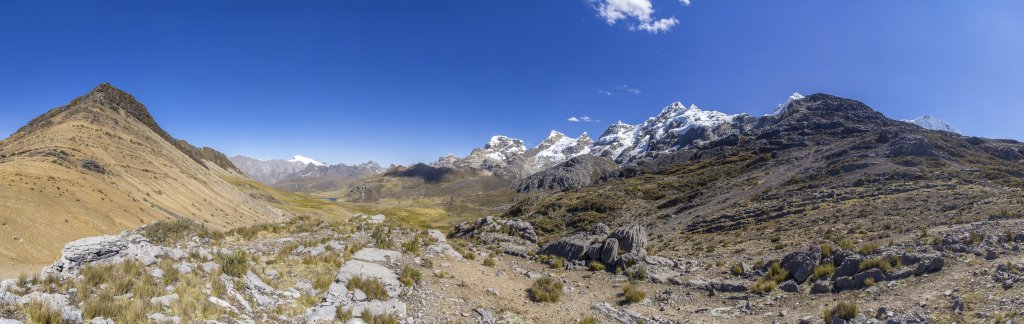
537,223 -> 650,269
44,231 -> 175,280
450,216 -> 539,256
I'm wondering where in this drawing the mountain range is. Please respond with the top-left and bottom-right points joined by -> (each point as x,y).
229,155 -> 383,187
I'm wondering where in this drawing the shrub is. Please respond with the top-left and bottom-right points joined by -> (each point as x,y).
579,316 -> 598,324
482,257 -> 496,267
549,257 -> 565,269
347,276 -> 388,301
823,302 -> 858,322
401,237 -> 421,255
749,277 -> 776,294
820,245 -> 833,259
528,277 -> 563,302
399,266 -> 422,287
588,261 -> 606,272
812,264 -> 836,280
765,262 -> 789,283
863,277 -> 876,287
625,266 -> 648,281
859,258 -> 892,273
23,300 -> 63,324
336,308 -> 353,321
838,239 -> 854,251
142,219 -> 222,245
622,283 -> 645,303
221,251 -> 250,277
372,226 -> 395,249
858,242 -> 879,255
313,273 -> 335,292
968,231 -> 984,245
362,311 -> 400,324
729,263 -> 744,276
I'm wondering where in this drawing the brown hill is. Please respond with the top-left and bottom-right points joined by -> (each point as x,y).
0,84 -> 287,277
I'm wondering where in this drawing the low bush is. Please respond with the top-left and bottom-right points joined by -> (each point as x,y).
622,283 -> 645,304
528,277 -> 563,302
811,264 -> 836,280
588,261 -> 605,272
399,266 -> 422,287
483,257 -> 496,267
362,311 -> 400,324
221,251 -> 250,277
823,302 -> 858,322
23,300 -> 63,324
347,276 -> 388,301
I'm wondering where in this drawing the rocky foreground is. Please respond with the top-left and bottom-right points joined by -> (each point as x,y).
1,214 -> 1023,323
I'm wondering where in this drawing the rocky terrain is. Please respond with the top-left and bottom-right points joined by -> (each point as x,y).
2,212 -> 1022,323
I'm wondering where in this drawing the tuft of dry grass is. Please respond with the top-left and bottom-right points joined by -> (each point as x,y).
528,277 -> 563,303
823,302 -> 858,322
622,283 -> 645,304
399,266 -> 422,287
23,300 -> 63,324
347,276 -> 389,301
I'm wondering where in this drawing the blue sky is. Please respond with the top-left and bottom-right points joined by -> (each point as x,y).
1,1 -> 1022,165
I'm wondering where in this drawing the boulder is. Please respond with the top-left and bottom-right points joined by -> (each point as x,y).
600,238 -> 619,265
810,280 -> 831,294
538,230 -> 604,261
778,280 -> 799,293
782,246 -> 822,283
914,256 -> 944,275
610,224 -> 648,255
853,269 -> 886,286
685,277 -> 749,293
834,255 -> 862,278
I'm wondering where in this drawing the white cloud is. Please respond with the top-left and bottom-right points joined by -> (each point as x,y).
598,90 -> 613,96
633,17 -> 678,33
592,0 -> 688,33
617,84 -> 642,94
568,116 -> 597,123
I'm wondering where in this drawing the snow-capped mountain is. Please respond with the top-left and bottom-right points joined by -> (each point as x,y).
591,101 -> 747,162
768,92 -> 805,116
591,121 -> 638,159
433,132 -> 593,178
903,115 -> 960,134
289,155 -> 326,166
230,155 -> 382,185
528,131 -> 593,172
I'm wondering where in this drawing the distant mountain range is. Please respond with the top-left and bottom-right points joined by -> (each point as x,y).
229,155 -> 384,189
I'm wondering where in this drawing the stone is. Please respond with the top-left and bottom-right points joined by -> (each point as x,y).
351,248 -> 402,263
781,246 -> 822,283
201,261 -> 220,273
147,313 -> 181,323
950,297 -> 963,314
914,256 -> 944,275
778,280 -> 799,293
685,277 -> 749,293
150,294 -> 179,308
336,260 -> 402,298
834,255 -> 862,278
811,280 -> 831,294
600,238 -> 619,265
538,231 -> 602,262
984,250 -> 997,260
368,214 -> 386,224
853,269 -> 886,286
353,289 -> 367,301
1003,280 -> 1014,289
834,276 -> 857,291
609,224 -> 648,255
475,308 -> 496,324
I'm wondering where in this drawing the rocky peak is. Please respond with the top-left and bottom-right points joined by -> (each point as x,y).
484,135 -> 527,154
